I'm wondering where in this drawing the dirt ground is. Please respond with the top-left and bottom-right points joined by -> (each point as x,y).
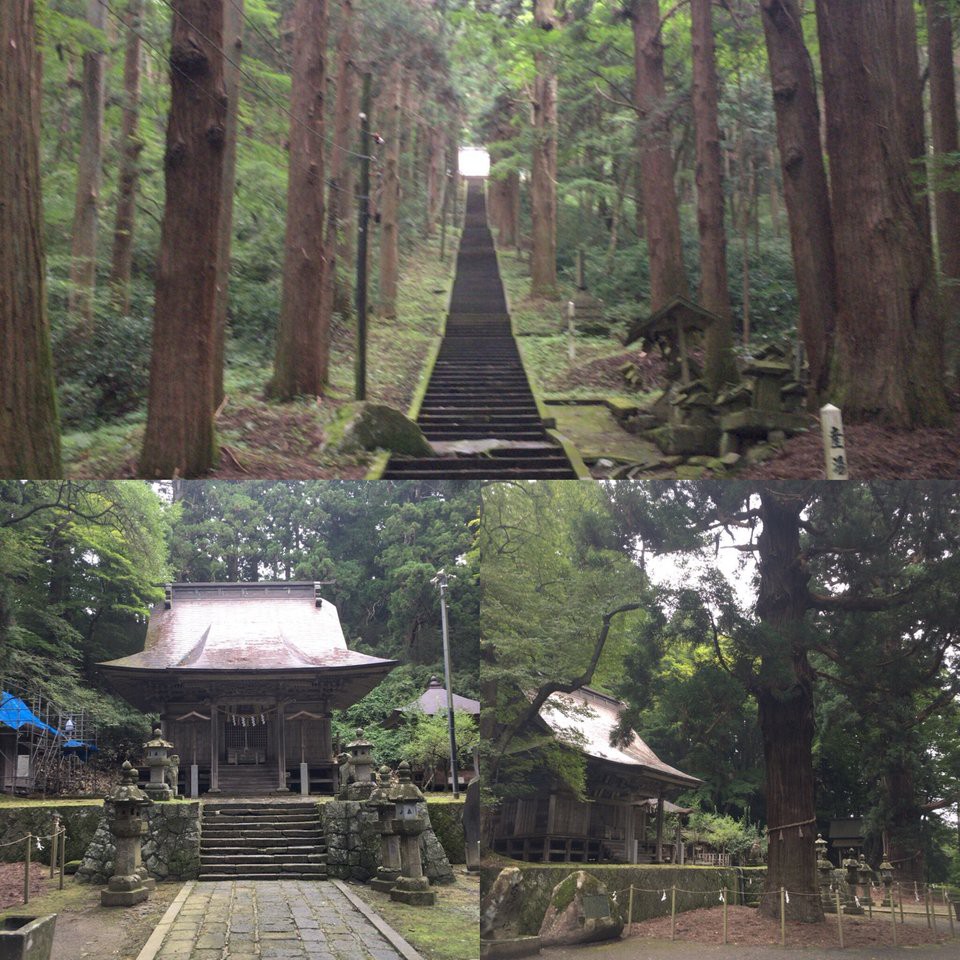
0,872 -> 181,960
0,861 -> 49,908
539,904 -> 958,959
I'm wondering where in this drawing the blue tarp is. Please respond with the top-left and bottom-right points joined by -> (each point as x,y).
0,692 -> 58,734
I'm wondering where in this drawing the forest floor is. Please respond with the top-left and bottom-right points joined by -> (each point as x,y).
62,231 -> 458,479
501,252 -> 960,479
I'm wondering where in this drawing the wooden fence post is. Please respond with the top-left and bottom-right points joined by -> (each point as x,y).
722,887 -> 728,944
627,885 -> 634,928
835,890 -> 844,949
890,892 -> 897,946
898,883 -> 904,923
59,829 -> 65,891
780,888 -> 786,947
23,835 -> 31,905
670,885 -> 676,941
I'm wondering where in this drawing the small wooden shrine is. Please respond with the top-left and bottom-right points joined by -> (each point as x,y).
492,687 -> 701,864
99,582 -> 397,796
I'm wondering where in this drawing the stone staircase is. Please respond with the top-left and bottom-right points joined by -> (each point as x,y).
214,765 -> 278,796
199,801 -> 327,880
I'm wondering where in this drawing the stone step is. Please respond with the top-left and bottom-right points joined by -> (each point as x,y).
202,814 -> 320,826
202,802 -> 317,813
201,837 -> 325,850
198,872 -> 328,882
198,861 -> 328,877
201,826 -> 322,838
201,853 -> 327,865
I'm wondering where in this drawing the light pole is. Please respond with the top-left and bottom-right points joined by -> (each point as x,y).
431,569 -> 458,798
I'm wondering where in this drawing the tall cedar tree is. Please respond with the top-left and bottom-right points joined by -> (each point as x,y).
108,0 -> 143,315
378,60 -> 403,319
67,0 -> 106,333
691,0 -> 737,392
487,96 -> 520,248
319,0 -> 357,337
630,0 -> 689,309
926,0 -> 960,383
530,0 -> 558,296
213,0 -> 243,409
817,0 -> 950,426
0,0 -> 62,476
139,0 -> 227,477
759,0 -> 836,403
269,0 -> 329,397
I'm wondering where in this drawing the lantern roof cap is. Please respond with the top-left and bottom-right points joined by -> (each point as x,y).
390,760 -> 425,803
106,761 -> 152,806
144,727 -> 174,750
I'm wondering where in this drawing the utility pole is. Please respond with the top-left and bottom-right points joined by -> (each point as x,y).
354,73 -> 372,401
431,569 -> 459,798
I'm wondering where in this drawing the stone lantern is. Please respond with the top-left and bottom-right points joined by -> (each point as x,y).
815,835 -> 836,913
857,853 -> 874,907
143,728 -> 174,801
842,849 -> 863,914
879,856 -> 895,907
369,765 -> 402,893
102,761 -> 153,906
389,761 -> 435,906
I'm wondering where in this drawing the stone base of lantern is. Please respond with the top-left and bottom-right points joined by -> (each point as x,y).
370,867 -> 401,893
343,782 -> 376,802
102,875 -> 150,907
144,783 -> 172,802
390,875 -> 435,906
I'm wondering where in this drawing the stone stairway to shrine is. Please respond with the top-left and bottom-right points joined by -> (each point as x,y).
199,801 -> 327,880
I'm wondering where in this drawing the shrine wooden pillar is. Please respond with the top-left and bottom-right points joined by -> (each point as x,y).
655,787 -> 665,863
209,703 -> 220,793
276,701 -> 287,791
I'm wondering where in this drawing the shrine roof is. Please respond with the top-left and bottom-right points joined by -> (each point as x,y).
538,686 -> 701,789
99,582 -> 395,674
399,676 -> 480,716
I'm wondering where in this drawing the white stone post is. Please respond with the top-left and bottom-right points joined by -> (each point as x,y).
821,404 -> 850,480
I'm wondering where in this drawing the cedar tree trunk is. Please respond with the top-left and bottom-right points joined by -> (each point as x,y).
68,0 -> 106,333
631,0 -> 688,309
691,0 -> 737,391
270,0 -> 329,398
139,0 -> 227,477
0,0 -> 62,476
926,0 -> 960,383
817,0 -> 950,426
755,489 -> 823,922
320,0 -> 356,331
378,60 -> 402,318
109,0 -> 143,316
530,61 -> 558,293
213,0 -> 243,409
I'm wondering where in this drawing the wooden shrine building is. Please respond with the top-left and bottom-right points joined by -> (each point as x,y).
492,686 -> 701,864
99,582 -> 397,796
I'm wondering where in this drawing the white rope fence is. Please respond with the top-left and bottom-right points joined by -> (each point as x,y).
606,879 -> 957,949
0,823 -> 68,905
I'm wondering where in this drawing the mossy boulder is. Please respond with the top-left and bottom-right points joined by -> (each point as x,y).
426,800 -> 465,864
324,402 -> 435,457
538,871 -> 623,947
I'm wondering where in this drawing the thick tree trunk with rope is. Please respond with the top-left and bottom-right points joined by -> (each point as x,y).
269,0 -> 329,398
139,0 -> 227,477
755,490 -> 823,922
0,0 -> 62,476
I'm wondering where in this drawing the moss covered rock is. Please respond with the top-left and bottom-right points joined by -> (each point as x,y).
426,800 -> 465,864
324,402 -> 435,457
538,870 -> 623,947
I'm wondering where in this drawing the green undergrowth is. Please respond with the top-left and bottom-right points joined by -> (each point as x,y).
62,231 -> 458,479
347,872 -> 479,960
497,248 -> 656,405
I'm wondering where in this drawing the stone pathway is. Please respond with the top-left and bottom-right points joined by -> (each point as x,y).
149,880 -> 412,960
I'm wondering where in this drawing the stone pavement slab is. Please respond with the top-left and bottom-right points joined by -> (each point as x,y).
146,880 -> 418,960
